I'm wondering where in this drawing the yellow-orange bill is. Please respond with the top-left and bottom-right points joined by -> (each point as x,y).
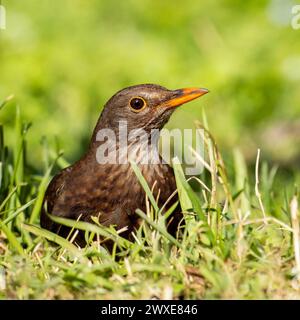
161,87 -> 209,109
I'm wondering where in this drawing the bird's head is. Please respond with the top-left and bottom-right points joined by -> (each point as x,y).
97,84 -> 209,133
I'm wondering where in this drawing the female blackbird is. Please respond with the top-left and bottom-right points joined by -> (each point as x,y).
40,84 -> 208,247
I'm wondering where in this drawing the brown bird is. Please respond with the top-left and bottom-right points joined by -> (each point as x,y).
41,84 -> 208,248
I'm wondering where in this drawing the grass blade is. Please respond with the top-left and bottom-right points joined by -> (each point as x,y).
29,166 -> 52,224
0,94 -> 14,112
22,223 -> 84,258
135,208 -> 181,248
172,158 -> 215,245
172,157 -> 204,219
130,160 -> 159,212
47,213 -> 131,248
2,198 -> 36,224
0,222 -> 24,255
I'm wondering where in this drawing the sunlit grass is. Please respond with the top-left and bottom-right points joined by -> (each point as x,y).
0,97 -> 299,299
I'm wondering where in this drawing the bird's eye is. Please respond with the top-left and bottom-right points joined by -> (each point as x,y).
129,97 -> 146,112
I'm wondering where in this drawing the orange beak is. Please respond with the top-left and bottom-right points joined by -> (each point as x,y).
159,87 -> 209,109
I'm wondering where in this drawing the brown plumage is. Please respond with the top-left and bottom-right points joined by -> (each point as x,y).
40,84 -> 208,248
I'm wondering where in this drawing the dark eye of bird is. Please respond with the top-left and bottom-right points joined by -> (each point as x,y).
130,97 -> 146,111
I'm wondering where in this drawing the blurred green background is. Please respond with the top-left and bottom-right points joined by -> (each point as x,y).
0,0 -> 299,171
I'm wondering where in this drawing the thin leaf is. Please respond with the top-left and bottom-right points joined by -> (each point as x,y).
29,166 -> 52,224
23,223 -> 84,258
130,161 -> 159,212
172,158 -> 215,245
0,222 -> 24,255
135,209 -> 181,248
172,157 -> 204,219
0,94 -> 14,111
47,213 -> 131,248
2,198 -> 36,224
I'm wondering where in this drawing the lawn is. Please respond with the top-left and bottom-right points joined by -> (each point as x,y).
0,0 -> 299,300
0,95 -> 299,299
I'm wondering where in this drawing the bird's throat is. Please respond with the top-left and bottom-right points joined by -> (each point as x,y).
91,120 -> 163,166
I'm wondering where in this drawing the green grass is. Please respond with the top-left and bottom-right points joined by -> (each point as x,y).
0,97 -> 299,300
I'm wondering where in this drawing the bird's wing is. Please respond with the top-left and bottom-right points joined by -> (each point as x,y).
40,167 -> 70,231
